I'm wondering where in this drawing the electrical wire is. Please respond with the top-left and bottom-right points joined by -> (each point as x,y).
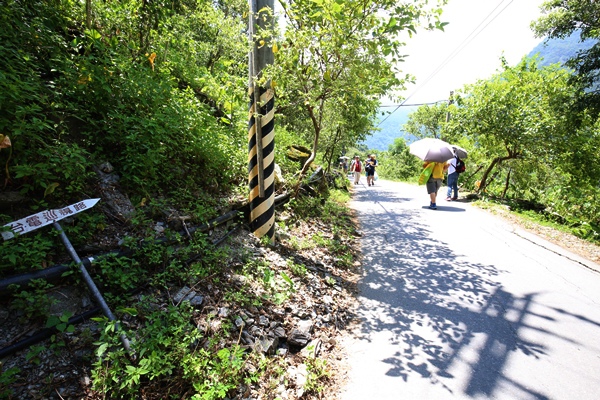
416,0 -> 514,97
379,100 -> 448,108
377,0 -> 515,127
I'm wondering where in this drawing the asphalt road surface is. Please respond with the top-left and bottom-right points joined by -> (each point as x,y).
341,179 -> 600,400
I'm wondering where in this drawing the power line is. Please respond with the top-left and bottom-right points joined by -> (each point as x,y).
379,100 -> 447,108
416,0 -> 514,96
377,0 -> 514,127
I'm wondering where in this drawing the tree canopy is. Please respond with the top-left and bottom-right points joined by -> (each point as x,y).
267,0 -> 448,181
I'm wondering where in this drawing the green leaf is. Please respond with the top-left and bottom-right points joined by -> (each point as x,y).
280,271 -> 294,288
46,315 -> 60,328
96,343 -> 108,357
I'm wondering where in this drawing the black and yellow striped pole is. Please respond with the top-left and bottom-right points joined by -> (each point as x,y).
248,0 -> 275,241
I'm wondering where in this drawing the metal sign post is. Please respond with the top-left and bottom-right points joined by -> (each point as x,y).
2,199 -> 133,355
1,198 -> 100,240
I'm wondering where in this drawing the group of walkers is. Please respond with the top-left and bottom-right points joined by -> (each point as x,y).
348,154 -> 378,186
341,151 -> 464,209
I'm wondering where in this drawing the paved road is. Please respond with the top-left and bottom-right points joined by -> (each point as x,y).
341,179 -> 600,400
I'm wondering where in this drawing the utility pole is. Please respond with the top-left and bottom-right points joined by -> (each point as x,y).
248,0 -> 275,242
445,91 -> 454,123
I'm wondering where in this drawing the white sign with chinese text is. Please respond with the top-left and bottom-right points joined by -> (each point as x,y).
1,198 -> 100,240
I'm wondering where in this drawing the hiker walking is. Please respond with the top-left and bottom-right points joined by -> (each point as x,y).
351,155 -> 362,185
424,161 -> 448,209
365,154 -> 378,187
446,156 -> 459,201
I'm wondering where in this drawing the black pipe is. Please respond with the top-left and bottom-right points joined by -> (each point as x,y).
0,307 -> 100,359
0,264 -> 71,294
0,211 -> 241,295
0,195 -> 292,358
0,225 -> 244,359
0,249 -> 130,295
187,209 -> 242,236
0,192 -> 291,296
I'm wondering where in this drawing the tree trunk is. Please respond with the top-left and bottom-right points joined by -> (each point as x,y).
478,153 -> 516,193
294,113 -> 321,195
86,0 -> 92,30
502,168 -> 512,199
465,164 -> 483,182
323,126 -> 342,173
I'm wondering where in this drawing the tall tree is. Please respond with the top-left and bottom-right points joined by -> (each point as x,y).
450,57 -> 575,193
402,102 -> 449,139
268,0 -> 448,187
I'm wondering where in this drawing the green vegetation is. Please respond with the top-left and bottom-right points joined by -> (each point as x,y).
389,54 -> 600,243
9,280 -> 57,321
375,138 -> 422,182
266,0 -> 447,181
531,0 -> 600,113
82,188 -> 356,399
366,4 -> 600,247
2,0 -> 599,397
365,2 -> 600,244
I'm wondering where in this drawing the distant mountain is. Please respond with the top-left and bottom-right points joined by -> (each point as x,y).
528,31 -> 597,67
361,106 -> 417,151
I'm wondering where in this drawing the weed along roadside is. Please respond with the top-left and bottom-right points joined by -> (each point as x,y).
0,186 -> 362,399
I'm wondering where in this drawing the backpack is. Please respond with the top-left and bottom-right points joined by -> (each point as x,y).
455,157 -> 466,174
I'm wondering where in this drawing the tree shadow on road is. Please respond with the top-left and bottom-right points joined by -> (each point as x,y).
349,184 -> 555,399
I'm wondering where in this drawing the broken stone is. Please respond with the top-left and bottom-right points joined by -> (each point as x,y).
249,306 -> 260,314
241,331 -> 254,346
287,329 -> 311,347
93,163 -> 135,221
189,295 -> 204,307
277,348 -> 288,357
234,316 -> 245,329
275,226 -> 291,241
154,222 -> 165,234
297,319 -> 313,334
173,286 -> 196,304
249,325 -> 262,336
254,336 -> 279,355
218,307 -> 230,317
295,364 -> 308,397
273,326 -> 286,338
231,274 -> 247,286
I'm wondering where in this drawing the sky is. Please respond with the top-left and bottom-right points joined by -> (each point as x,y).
387,0 -> 547,106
